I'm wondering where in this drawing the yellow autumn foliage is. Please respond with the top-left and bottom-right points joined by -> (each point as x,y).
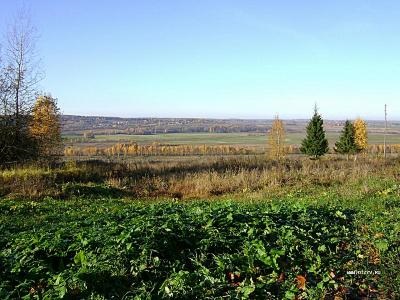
30,95 -> 62,158
267,116 -> 286,160
354,118 -> 368,151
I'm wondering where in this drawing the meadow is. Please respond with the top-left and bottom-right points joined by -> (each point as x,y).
64,132 -> 400,149
1,154 -> 400,299
61,131 -> 400,161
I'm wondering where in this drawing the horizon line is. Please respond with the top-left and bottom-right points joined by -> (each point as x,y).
61,114 -> 399,122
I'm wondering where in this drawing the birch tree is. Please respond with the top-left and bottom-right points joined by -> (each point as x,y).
267,115 -> 286,160
353,118 -> 368,152
0,8 -> 42,164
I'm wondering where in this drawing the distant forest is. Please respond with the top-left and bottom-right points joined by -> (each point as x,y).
62,115 -> 400,136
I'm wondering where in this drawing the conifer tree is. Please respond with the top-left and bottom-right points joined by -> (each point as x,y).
353,118 -> 368,152
267,115 -> 286,160
300,106 -> 329,159
334,120 -> 357,160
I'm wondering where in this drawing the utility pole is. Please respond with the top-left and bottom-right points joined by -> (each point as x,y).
384,104 -> 387,159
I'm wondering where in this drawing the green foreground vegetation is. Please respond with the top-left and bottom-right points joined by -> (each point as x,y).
1,156 -> 399,299
1,194 -> 399,299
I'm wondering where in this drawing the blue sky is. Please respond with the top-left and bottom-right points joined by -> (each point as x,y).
1,1 -> 400,119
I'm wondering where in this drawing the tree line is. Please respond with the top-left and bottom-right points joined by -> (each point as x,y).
66,141 -> 400,158
64,143 -> 261,157
0,9 -> 61,166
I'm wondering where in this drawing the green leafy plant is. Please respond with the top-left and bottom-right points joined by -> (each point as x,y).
0,199 -> 371,299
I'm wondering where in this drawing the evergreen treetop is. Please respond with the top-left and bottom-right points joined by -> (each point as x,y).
334,120 -> 358,157
300,106 -> 329,159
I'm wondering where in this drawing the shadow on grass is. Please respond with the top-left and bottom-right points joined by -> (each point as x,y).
62,183 -> 126,199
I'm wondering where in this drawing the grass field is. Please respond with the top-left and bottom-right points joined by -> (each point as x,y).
1,155 -> 400,298
64,132 -> 400,149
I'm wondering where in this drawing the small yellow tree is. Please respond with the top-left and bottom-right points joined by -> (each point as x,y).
267,115 -> 286,159
29,95 -> 62,159
353,118 -> 368,152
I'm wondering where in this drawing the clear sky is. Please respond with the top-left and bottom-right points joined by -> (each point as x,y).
1,0 -> 400,120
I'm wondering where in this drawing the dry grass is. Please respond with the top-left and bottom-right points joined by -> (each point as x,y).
1,155 -> 399,199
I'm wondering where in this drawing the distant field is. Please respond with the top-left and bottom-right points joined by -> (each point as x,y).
64,132 -> 400,148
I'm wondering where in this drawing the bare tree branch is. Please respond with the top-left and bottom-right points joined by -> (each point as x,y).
4,7 -> 43,118
0,7 -> 44,164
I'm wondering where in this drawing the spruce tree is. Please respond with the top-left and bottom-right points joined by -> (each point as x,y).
300,106 -> 329,159
334,120 -> 358,159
